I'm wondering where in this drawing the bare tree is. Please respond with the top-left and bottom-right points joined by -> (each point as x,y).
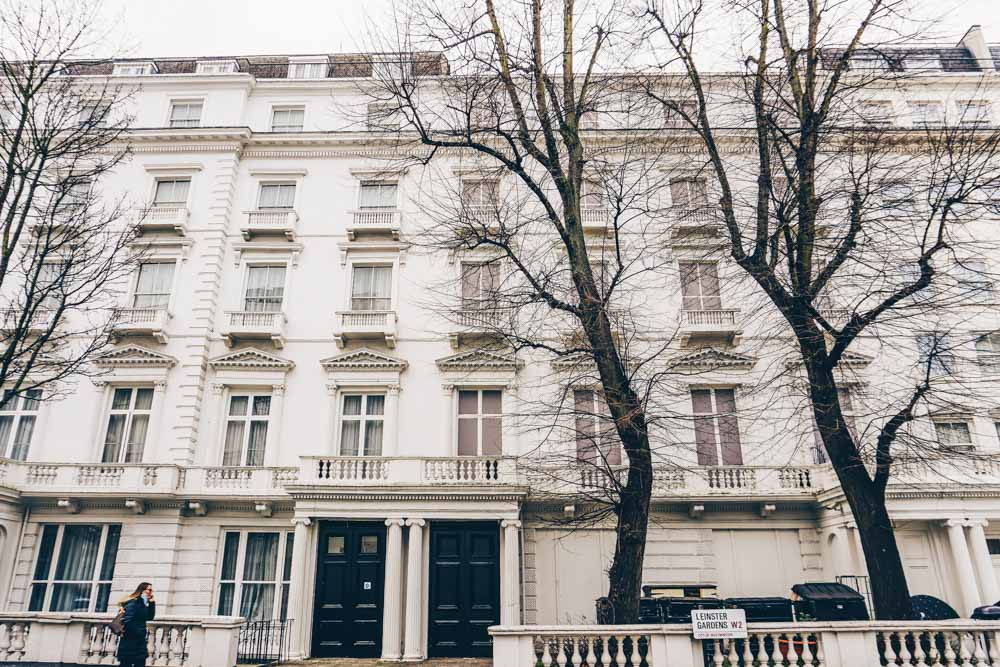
642,0 -> 1000,618
0,0 -> 139,427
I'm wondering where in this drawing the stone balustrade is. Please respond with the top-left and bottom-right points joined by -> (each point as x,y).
0,613 -> 241,667
490,621 -> 1000,667
298,455 -> 518,486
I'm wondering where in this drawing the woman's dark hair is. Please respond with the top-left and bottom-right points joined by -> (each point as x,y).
130,582 -> 151,597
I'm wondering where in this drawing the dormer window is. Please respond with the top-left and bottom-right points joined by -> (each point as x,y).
287,59 -> 328,79
196,60 -> 238,74
112,61 -> 157,77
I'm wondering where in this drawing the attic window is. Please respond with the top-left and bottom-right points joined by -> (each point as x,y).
112,62 -> 157,76
196,60 -> 238,75
288,60 -> 328,79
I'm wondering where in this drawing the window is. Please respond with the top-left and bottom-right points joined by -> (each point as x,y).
339,394 -> 385,456
152,179 -> 190,208
0,389 -> 41,460
812,387 -> 858,463
916,333 -> 956,376
934,421 -> 972,448
257,183 -> 296,209
461,263 -> 501,310
958,101 -> 992,128
222,393 -> 271,466
987,538 -> 1000,556
132,261 -> 175,309
112,62 -> 156,76
196,60 -> 237,74
952,259 -> 992,294
359,182 -> 397,209
217,530 -> 294,621
36,262 -> 65,310
670,178 -> 708,209
63,175 -> 93,210
244,265 -> 286,312
462,179 -> 500,209
909,101 -> 945,127
101,387 -> 153,463
270,106 -> 305,132
169,101 -> 202,128
691,387 -> 742,466
288,61 -> 327,78
849,52 -> 892,71
28,524 -> 121,612
78,100 -> 109,128
581,179 -> 606,209
664,100 -> 698,127
679,261 -> 722,311
350,265 -> 392,311
860,101 -> 894,126
457,389 -> 502,456
574,388 -> 621,465
903,54 -> 942,71
366,103 -> 402,130
976,333 -> 1000,369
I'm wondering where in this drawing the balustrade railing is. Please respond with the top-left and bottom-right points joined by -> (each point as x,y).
456,308 -> 507,329
300,456 -> 515,486
681,309 -> 740,328
349,209 -> 401,238
337,310 -> 394,329
114,307 -> 167,325
246,209 -> 297,228
0,308 -> 54,332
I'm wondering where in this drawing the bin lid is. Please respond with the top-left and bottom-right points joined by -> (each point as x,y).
911,595 -> 959,620
724,597 -> 793,605
791,582 -> 864,601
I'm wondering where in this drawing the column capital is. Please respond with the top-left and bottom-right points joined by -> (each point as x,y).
385,517 -> 406,528
153,380 -> 168,391
387,384 -> 401,395
272,384 -> 286,396
967,518 -> 990,528
441,383 -> 455,394
325,382 -> 339,396
291,517 -> 312,527
943,518 -> 968,528
211,382 -> 226,395
501,519 -> 522,529
405,518 -> 426,527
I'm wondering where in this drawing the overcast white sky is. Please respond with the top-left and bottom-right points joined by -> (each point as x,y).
97,0 -> 998,60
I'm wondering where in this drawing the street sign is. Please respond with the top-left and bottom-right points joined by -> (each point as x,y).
691,609 -> 748,639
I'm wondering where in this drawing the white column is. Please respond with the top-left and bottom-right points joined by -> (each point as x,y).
382,518 -> 405,660
286,517 -> 312,659
945,519 -> 981,614
385,384 -> 401,456
967,519 -> 999,606
265,384 -> 285,466
148,379 -> 168,461
500,519 -> 522,625
441,385 -> 454,453
322,383 -> 338,455
206,383 -> 227,464
403,518 -> 426,661
503,384 -> 519,454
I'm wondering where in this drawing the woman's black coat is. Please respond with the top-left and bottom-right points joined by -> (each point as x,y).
117,597 -> 156,659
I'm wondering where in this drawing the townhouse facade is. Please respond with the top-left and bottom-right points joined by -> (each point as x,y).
1,28 -> 1000,662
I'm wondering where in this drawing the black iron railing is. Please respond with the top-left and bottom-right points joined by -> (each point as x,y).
237,618 -> 293,665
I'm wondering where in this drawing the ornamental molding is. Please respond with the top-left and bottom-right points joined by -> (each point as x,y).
286,489 -> 527,502
208,348 -> 295,371
668,347 -> 757,371
436,348 -> 522,372
94,345 -> 177,368
550,351 -> 596,370
783,349 -> 873,369
320,348 -> 408,372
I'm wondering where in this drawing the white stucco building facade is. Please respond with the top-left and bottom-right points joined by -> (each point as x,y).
2,29 -> 1000,663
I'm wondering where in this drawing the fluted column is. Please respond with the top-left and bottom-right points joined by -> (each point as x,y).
945,519 -> 981,614
382,518 -> 406,660
500,519 -> 522,625
286,517 -> 312,659
265,384 -> 285,466
385,385 -> 401,456
441,385 -> 454,452
967,519 -> 999,606
403,518 -> 426,661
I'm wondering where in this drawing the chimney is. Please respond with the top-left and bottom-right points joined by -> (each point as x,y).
958,25 -> 991,71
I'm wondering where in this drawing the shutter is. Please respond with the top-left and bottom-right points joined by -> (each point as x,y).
700,263 -> 722,310
715,389 -> 743,466
679,262 -> 702,311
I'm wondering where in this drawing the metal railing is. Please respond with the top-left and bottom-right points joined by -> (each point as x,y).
237,619 -> 293,665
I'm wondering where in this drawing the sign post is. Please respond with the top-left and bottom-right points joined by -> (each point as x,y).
691,609 -> 748,639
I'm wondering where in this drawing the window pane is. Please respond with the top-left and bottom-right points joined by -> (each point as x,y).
50,583 -> 91,612
458,390 -> 478,415
220,532 -> 240,580
33,525 -> 58,579
360,535 -> 378,554
217,582 -> 235,615
99,525 -> 121,581
125,415 -> 149,462
327,536 -> 345,554
54,525 -> 101,581
482,417 -> 502,455
364,420 -> 383,456
111,388 -> 132,410
0,416 -> 13,456
457,418 -> 478,456
28,583 -> 46,612
95,583 -> 112,613
243,533 -> 279,581
365,395 -> 385,416
340,420 -> 360,456
22,389 -> 41,411
229,395 -> 249,417
282,534 -> 294,581
240,584 -> 275,621
222,421 -> 245,466
482,390 -> 502,414
134,388 -> 154,411
252,395 -> 272,416
342,395 -> 363,416
246,421 -> 268,465
102,414 -> 126,463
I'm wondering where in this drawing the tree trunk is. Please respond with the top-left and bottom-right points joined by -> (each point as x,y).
606,440 -> 653,623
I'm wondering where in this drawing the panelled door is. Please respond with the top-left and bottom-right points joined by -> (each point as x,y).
311,521 -> 386,658
428,521 -> 500,657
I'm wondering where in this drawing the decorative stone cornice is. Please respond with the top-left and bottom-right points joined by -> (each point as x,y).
208,348 -> 295,371
94,345 -> 177,368
436,349 -> 522,372
320,348 -> 408,372
669,347 -> 757,371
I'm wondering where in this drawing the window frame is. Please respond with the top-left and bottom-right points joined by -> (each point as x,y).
358,181 -> 398,210
168,99 -> 204,129
196,60 -> 237,74
215,529 -> 294,621
455,387 -> 504,457
349,264 -> 394,312
669,177 -> 709,210
242,263 -> 288,313
572,387 -> 621,465
269,105 -> 306,132
130,260 -> 177,310
678,260 -> 723,312
337,392 -> 387,457
287,61 -> 327,79
28,523 -> 121,613
100,386 -> 155,464
112,62 -> 156,76
916,332 -> 957,377
690,386 -> 743,466
460,178 -> 501,209
908,101 -> 945,128
932,419 -> 974,449
957,100 -> 993,128
78,99 -> 110,129
0,388 -> 42,460
221,391 -> 273,466
256,181 -> 297,210
151,177 -> 192,209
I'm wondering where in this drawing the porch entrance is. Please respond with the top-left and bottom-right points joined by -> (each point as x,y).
428,521 -> 501,658
311,521 -> 386,658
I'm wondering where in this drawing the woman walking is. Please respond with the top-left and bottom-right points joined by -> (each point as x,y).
117,582 -> 156,667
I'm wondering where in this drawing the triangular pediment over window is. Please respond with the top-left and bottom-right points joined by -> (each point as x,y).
550,351 -> 596,369
436,348 -> 522,372
208,348 -> 294,371
784,350 -> 874,369
95,345 -> 177,368
320,348 -> 408,372
669,347 -> 756,371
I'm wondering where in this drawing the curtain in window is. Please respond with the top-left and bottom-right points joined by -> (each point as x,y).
246,420 -> 268,466
259,184 -> 296,208
670,179 -> 706,208
50,525 -> 101,612
364,395 -> 384,456
133,262 -> 175,308
481,390 -> 502,456
240,533 -> 278,621
153,179 -> 190,206
340,395 -> 362,456
574,389 -> 597,463
124,388 -> 153,463
360,183 -> 397,208
457,390 -> 480,456
102,414 -> 126,463
679,262 -> 721,311
37,262 -> 65,310
217,532 -> 240,615
245,266 -> 286,312
691,389 -> 719,466
714,388 -> 743,466
10,415 -> 35,460
0,416 -> 12,458
351,266 -> 392,311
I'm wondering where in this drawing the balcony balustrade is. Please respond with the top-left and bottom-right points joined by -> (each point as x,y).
679,308 -> 742,346
818,307 -> 851,323
132,206 -> 189,235
580,206 -> 611,234
241,209 -> 298,241
333,310 -> 397,348
298,456 -> 518,487
112,306 -> 171,343
0,308 -> 54,335
220,310 -> 287,349
348,209 -> 401,240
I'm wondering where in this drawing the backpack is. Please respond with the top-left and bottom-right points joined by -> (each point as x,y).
108,606 -> 126,636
